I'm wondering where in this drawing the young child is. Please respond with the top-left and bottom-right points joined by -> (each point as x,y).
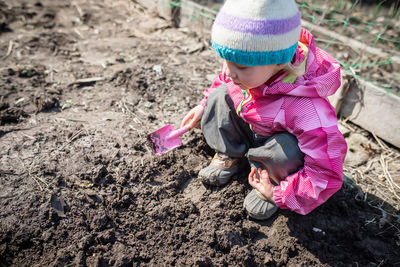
181,0 -> 347,220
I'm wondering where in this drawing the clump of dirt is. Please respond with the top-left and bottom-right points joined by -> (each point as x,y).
0,0 -> 399,266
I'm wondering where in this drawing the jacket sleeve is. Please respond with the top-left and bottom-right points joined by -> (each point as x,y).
273,98 -> 347,215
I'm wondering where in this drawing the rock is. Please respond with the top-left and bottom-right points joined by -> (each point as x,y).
344,133 -> 378,166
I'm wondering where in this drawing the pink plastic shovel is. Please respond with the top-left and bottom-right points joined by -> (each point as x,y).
147,124 -> 189,155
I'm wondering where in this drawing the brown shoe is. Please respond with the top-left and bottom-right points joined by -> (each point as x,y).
199,153 -> 240,186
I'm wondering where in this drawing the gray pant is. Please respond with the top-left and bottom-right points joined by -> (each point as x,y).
201,84 -> 304,182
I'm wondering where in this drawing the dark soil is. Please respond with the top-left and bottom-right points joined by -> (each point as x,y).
1,0 -> 399,266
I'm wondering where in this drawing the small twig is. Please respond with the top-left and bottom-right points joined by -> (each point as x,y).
380,155 -> 400,199
59,129 -> 85,151
376,223 -> 400,236
366,175 -> 386,189
21,133 -> 35,140
67,129 -> 84,143
385,151 -> 395,160
27,157 -> 48,190
67,118 -> 88,123
360,169 -> 386,188
367,201 -> 400,220
31,175 -> 44,191
121,101 -> 144,124
70,77 -> 104,85
364,217 -> 376,225
364,159 -> 374,173
73,2 -> 84,17
388,154 -> 400,163
55,117 -> 88,123
2,40 -> 14,59
371,131 -> 389,151
35,175 -> 49,187
0,126 -> 38,136
368,188 -> 392,206
121,101 -> 151,153
0,170 -> 25,176
341,120 -> 356,132
364,191 -> 368,202
74,28 -> 84,39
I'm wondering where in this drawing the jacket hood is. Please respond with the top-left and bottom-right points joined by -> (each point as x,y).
262,28 -> 341,98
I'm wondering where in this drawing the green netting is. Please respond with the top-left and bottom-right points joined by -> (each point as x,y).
296,0 -> 400,95
154,0 -> 400,95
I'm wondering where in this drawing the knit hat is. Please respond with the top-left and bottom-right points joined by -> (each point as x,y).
211,0 -> 301,66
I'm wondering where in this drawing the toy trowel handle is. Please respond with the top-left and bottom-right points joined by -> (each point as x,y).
167,126 -> 189,140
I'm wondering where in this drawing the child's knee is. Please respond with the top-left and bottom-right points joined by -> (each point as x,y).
207,84 -> 228,103
247,132 -> 304,181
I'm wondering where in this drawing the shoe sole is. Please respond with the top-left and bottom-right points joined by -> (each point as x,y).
199,173 -> 235,186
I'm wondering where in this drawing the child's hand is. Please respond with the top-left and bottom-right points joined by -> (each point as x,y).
248,167 -> 275,203
181,105 -> 204,129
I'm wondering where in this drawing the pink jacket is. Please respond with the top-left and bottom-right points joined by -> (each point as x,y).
201,29 -> 347,215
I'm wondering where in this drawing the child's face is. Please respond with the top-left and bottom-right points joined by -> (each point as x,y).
224,60 -> 285,90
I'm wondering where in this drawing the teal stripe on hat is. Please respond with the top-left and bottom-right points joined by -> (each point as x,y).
211,41 -> 298,66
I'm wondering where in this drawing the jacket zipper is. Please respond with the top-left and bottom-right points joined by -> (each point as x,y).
236,89 -> 253,116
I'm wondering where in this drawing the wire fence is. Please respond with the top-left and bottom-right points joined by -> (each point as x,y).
296,0 -> 400,94
149,0 -> 400,95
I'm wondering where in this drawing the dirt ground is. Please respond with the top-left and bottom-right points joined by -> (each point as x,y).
1,0 -> 400,266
